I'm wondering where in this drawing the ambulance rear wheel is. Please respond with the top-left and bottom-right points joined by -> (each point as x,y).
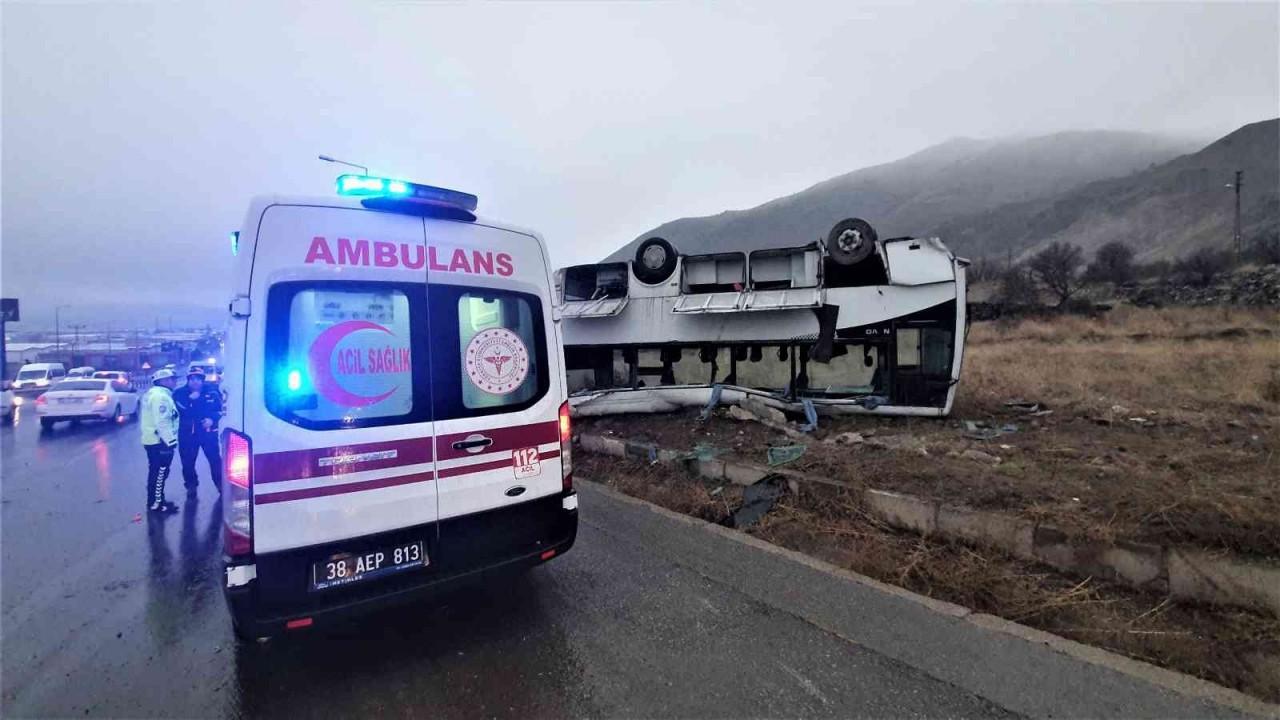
633,237 -> 678,285
827,218 -> 877,266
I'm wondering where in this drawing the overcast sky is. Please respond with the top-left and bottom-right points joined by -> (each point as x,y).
2,1 -> 1277,328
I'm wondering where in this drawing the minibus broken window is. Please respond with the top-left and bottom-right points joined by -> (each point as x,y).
563,263 -> 628,302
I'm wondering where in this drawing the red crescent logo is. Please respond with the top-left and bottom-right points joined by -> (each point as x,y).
307,320 -> 399,407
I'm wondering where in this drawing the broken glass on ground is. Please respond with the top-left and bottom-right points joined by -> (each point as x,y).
731,476 -> 786,528
766,444 -> 806,466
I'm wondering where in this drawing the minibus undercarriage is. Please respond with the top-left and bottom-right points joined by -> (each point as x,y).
556,219 -> 969,419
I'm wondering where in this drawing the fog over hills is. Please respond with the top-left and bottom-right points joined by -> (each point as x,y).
935,118 -> 1279,262
606,123 -> 1277,265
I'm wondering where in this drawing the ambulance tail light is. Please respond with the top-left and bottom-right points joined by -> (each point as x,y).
223,429 -> 253,558
559,401 -> 572,492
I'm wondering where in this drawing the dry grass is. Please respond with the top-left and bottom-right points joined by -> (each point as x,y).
964,306 -> 1280,425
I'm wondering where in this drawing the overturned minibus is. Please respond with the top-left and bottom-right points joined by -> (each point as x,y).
555,218 -> 968,418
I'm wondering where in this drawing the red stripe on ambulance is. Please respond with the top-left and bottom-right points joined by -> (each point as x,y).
254,437 -> 434,484
435,420 -> 558,462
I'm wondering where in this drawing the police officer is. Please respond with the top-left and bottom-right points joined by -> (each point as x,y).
173,367 -> 223,498
141,369 -> 180,513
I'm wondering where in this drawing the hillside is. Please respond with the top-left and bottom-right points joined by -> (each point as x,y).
936,118 -> 1280,262
606,130 -> 1198,262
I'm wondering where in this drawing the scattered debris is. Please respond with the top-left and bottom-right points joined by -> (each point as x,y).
681,443 -> 724,462
798,398 -> 819,433
731,476 -> 786,528
825,431 -> 865,445
741,396 -> 788,425
729,397 -> 810,441
1004,399 -> 1043,413
766,445 -> 806,467
709,486 -> 724,497
962,420 -> 1018,440
961,449 -> 1001,465
866,434 -> 929,456
699,384 -> 725,421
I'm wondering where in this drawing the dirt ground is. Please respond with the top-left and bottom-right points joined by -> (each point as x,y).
578,306 -> 1280,558
578,453 -> 1280,702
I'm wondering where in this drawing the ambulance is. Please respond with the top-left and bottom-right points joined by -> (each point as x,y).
221,174 -> 577,640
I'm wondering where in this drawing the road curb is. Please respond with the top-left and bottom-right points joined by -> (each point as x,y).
576,432 -> 1280,617
578,477 -> 1280,719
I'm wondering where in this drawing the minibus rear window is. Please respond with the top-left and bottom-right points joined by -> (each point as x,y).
264,282 -> 431,430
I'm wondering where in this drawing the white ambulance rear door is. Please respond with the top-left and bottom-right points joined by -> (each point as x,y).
422,219 -> 566,522
244,201 -> 438,554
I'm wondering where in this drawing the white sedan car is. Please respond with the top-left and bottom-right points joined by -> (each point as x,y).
1,382 -> 14,423
34,379 -> 139,430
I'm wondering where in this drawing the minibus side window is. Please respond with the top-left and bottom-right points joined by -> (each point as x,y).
428,285 -> 549,420
264,282 -> 431,430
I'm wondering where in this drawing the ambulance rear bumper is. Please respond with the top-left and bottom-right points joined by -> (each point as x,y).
224,491 -> 578,639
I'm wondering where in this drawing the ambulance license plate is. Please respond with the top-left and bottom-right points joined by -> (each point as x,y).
310,540 -> 427,591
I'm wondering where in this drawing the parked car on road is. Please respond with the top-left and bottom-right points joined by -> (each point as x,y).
92,370 -> 135,391
13,363 -> 66,391
1,382 -> 14,423
34,379 -> 139,430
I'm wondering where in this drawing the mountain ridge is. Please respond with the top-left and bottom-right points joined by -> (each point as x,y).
605,124 -> 1276,265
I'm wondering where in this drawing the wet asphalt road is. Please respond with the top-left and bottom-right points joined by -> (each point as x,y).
0,405 -> 1251,719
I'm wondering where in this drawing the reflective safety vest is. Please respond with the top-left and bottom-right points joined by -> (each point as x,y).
141,385 -> 179,447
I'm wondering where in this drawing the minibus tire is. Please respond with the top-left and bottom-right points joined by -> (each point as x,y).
826,218 -> 877,266
633,237 -> 678,284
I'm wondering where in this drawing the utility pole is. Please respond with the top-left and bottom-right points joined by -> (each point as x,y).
68,323 -> 86,364
54,305 -> 71,364
1226,171 -> 1244,258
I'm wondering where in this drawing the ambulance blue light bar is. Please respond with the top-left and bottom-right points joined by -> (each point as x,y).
335,174 -> 478,212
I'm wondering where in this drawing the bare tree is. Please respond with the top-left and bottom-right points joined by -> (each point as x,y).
1028,242 -> 1085,306
1086,241 -> 1136,284
997,265 -> 1039,306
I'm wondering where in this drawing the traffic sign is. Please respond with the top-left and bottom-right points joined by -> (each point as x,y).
0,298 -> 17,322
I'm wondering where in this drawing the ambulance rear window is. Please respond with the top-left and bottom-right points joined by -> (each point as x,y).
264,282 -> 431,430
429,285 -> 549,420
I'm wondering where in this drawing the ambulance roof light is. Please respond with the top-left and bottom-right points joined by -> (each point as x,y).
335,174 -> 478,213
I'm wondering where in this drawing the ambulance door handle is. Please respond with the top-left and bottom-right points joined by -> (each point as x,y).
452,435 -> 493,452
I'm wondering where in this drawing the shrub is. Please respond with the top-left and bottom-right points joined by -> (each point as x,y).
997,266 -> 1039,306
1086,241 -> 1136,284
1175,248 -> 1234,287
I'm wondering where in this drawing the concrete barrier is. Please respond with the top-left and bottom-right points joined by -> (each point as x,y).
1168,549 -> 1280,617
938,506 -> 1035,560
865,489 -> 937,535
576,432 -> 1279,616
578,434 -> 626,457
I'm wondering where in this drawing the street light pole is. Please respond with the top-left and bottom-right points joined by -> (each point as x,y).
318,154 -> 369,176
54,305 -> 70,363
